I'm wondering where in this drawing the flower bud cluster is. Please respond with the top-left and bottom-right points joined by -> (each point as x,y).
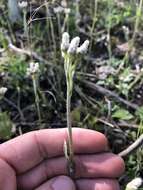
27,62 -> 40,76
61,32 -> 89,57
53,6 -> 71,14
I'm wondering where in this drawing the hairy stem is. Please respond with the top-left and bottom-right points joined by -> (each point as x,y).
32,76 -> 42,125
131,0 -> 143,47
66,89 -> 73,158
107,0 -> 113,64
65,60 -> 75,178
23,10 -> 28,37
89,0 -> 98,52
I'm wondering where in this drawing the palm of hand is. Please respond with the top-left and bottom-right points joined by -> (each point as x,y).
0,128 -> 124,190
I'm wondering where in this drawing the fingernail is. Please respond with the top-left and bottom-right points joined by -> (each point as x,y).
52,176 -> 75,190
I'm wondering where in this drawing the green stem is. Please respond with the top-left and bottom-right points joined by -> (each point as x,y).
107,0 -> 113,64
62,13 -> 69,33
131,0 -> 143,49
44,1 -> 56,62
23,9 -> 28,37
66,89 -> 73,156
57,13 -> 61,38
89,0 -> 98,52
32,76 -> 42,125
65,58 -> 75,178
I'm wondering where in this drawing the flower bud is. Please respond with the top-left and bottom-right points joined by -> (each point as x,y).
68,37 -> 80,54
0,87 -> 7,96
126,177 -> 143,190
53,6 -> 64,14
77,40 -> 89,54
64,8 -> 71,14
61,32 -> 70,51
18,1 -> 28,9
27,62 -> 40,76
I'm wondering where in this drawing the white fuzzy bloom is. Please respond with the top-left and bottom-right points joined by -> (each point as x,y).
18,1 -> 28,9
61,32 -> 70,51
68,37 -> 80,54
77,40 -> 89,54
64,8 -> 71,14
0,87 -> 7,96
61,0 -> 68,7
126,177 -> 143,190
27,62 -> 40,76
53,6 -> 64,14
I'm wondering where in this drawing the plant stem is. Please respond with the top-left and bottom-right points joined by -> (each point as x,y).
89,0 -> 98,52
131,0 -> 143,49
44,1 -> 52,47
57,13 -> 61,38
23,9 -> 28,37
44,1 -> 57,62
66,90 -> 73,155
65,59 -> 75,178
62,12 -> 69,33
32,76 -> 42,125
107,0 -> 113,64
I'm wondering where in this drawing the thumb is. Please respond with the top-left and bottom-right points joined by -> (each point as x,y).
36,175 -> 76,190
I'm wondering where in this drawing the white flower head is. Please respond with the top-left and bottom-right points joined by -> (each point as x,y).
54,6 -> 64,14
68,36 -> 80,54
77,40 -> 89,54
18,1 -> 28,9
126,177 -> 143,190
61,32 -> 70,51
0,87 -> 7,96
27,62 -> 40,76
64,8 -> 71,14
61,32 -> 89,56
122,25 -> 129,36
61,0 -> 68,7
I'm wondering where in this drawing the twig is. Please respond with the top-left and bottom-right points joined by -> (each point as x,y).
118,134 -> 143,157
117,121 -> 138,129
81,80 -> 139,110
3,97 -> 25,121
97,118 -> 114,128
8,43 -> 52,66
97,118 -> 138,129
75,85 -> 98,109
4,31 -> 52,66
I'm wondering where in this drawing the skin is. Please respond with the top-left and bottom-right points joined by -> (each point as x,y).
0,128 -> 125,190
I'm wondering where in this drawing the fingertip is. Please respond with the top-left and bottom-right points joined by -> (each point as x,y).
51,176 -> 76,190
72,128 -> 109,153
35,175 -> 76,190
76,179 -> 120,190
103,153 -> 125,177
115,155 -> 125,177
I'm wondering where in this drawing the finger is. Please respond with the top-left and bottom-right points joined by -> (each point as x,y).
76,179 -> 120,190
17,153 -> 124,189
0,158 -> 16,190
0,128 -> 108,174
35,176 -> 76,190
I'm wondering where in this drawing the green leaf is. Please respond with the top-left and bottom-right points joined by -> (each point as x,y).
0,112 -> 14,139
112,109 -> 133,120
135,107 -> 143,121
71,107 -> 81,123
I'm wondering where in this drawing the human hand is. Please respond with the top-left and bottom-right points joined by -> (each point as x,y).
0,128 -> 125,190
